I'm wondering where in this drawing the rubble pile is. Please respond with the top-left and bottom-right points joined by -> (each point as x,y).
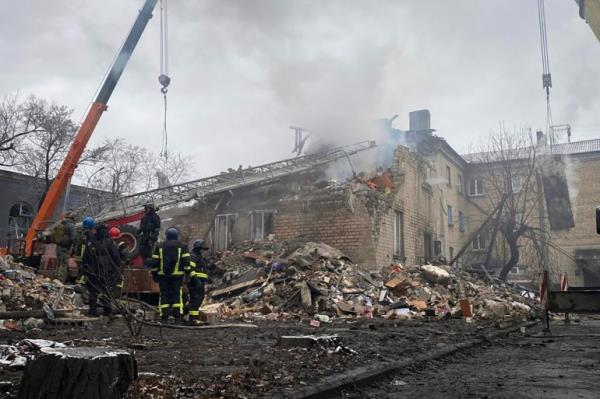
202,241 -> 538,324
0,255 -> 80,315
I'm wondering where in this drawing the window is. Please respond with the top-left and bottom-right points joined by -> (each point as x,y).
458,174 -> 463,194
473,232 -> 487,250
394,211 -> 404,257
250,210 -> 275,241
424,232 -> 433,262
510,175 -> 522,193
449,246 -> 454,260
458,211 -> 465,232
468,178 -> 484,196
214,214 -> 237,251
434,240 -> 442,256
447,205 -> 453,226
446,166 -> 452,187
7,202 -> 34,240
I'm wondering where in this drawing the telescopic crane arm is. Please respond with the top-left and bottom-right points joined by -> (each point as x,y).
24,0 -> 159,255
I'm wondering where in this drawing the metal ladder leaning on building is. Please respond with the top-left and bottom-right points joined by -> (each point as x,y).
92,140 -> 377,224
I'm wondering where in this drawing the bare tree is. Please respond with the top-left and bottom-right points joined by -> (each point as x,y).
85,138 -> 193,199
16,98 -> 108,194
0,93 -> 45,166
139,151 -> 193,192
469,126 -> 548,281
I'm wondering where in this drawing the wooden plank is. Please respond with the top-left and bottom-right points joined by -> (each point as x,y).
210,278 -> 264,298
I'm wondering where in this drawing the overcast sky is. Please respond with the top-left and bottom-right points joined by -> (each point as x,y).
2,0 -> 599,179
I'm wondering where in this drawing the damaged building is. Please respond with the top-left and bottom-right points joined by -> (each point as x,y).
146,111 -> 600,286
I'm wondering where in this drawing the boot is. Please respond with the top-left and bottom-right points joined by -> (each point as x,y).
172,308 -> 182,325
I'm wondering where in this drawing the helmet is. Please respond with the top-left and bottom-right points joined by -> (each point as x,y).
143,202 -> 155,211
82,217 -> 96,229
165,227 -> 179,240
192,239 -> 209,251
108,227 -> 121,239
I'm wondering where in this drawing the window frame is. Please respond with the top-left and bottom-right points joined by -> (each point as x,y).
214,213 -> 237,251
468,177 -> 485,196
447,205 -> 454,227
510,175 -> 522,193
394,211 -> 405,258
250,209 -> 275,241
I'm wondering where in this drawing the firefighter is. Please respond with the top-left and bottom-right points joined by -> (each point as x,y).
74,216 -> 96,285
108,226 -> 127,297
187,239 -> 210,325
82,224 -> 121,317
147,227 -> 190,323
139,202 -> 161,261
50,211 -> 77,282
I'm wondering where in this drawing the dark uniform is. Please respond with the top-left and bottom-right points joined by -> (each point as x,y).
74,229 -> 95,284
188,252 -> 209,321
148,239 -> 190,321
139,207 -> 161,261
112,240 -> 128,297
82,227 -> 121,316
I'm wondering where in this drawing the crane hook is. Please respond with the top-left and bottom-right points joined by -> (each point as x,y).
158,73 -> 170,94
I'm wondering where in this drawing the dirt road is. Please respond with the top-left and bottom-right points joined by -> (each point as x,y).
340,318 -> 600,399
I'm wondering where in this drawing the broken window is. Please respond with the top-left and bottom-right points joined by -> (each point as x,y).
468,178 -> 484,196
458,211 -> 465,232
447,205 -> 453,226
250,210 -> 275,241
394,211 -> 404,258
458,174 -> 463,194
446,165 -> 452,187
472,232 -> 487,250
510,175 -> 522,193
7,202 -> 34,240
214,214 -> 237,251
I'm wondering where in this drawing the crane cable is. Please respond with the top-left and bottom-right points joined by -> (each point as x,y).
537,0 -> 554,146
158,0 -> 171,159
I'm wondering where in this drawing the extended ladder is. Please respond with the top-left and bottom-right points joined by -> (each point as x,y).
95,140 -> 376,222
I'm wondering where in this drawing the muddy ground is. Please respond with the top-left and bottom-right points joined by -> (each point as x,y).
0,315 -> 524,398
340,318 -> 600,399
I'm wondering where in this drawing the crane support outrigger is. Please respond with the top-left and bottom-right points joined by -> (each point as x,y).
24,0 -> 159,256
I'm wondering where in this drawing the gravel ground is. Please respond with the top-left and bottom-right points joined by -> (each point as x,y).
0,315 -> 521,398
339,318 -> 600,399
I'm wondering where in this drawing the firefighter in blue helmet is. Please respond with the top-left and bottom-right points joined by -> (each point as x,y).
74,216 -> 97,285
147,227 -> 190,323
187,239 -> 210,325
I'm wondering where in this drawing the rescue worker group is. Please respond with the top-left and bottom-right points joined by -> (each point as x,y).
72,203 -> 210,325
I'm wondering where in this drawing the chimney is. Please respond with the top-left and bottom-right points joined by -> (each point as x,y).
409,109 -> 431,132
536,130 -> 547,146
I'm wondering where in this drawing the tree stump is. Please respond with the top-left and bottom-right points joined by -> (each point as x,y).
18,347 -> 137,399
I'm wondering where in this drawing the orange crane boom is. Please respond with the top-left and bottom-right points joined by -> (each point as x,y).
24,0 -> 158,255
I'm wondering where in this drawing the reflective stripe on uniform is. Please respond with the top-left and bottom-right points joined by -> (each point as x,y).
158,248 -> 164,274
192,272 -> 208,279
189,310 -> 200,316
171,287 -> 184,314
158,247 -> 184,276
